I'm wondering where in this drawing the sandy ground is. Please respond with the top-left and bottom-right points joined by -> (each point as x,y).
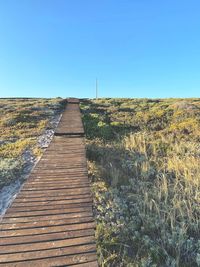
0,114 -> 61,217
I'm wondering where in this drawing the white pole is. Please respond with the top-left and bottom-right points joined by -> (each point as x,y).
96,78 -> 98,99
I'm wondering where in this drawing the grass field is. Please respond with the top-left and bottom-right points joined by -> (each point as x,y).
80,98 -> 200,267
0,97 -> 199,266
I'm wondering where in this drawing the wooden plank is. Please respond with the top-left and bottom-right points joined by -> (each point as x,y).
0,217 -> 94,231
0,253 -> 97,267
11,196 -> 92,208
6,201 -> 92,213
28,176 -> 88,181
0,222 -> 96,237
0,235 -> 95,254
22,182 -> 90,190
17,188 -> 90,197
30,171 -> 86,175
0,229 -> 95,245
13,193 -> 91,203
0,244 -> 96,263
3,207 -> 93,219
67,98 -> 80,103
1,213 -> 94,226
21,186 -> 90,193
23,179 -> 89,185
27,175 -> 89,180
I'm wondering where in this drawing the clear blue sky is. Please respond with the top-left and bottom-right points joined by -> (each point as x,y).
0,0 -> 200,98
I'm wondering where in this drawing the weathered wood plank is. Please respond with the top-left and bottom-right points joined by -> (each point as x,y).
0,244 -> 96,263
0,217 -> 94,231
6,202 -> 92,213
0,253 -> 97,267
0,221 -> 95,237
10,198 -> 92,209
13,193 -> 91,203
2,210 -> 93,223
0,236 -> 95,254
0,229 -> 95,245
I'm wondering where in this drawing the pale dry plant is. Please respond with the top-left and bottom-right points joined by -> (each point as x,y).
123,132 -> 200,265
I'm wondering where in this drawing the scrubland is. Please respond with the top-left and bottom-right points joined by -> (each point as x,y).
0,97 -> 199,266
0,98 -> 64,188
80,98 -> 200,267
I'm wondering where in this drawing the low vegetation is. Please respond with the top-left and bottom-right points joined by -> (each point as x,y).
0,98 -> 64,188
80,98 -> 200,267
0,97 -> 199,266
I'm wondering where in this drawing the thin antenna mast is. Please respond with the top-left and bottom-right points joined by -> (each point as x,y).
96,78 -> 98,99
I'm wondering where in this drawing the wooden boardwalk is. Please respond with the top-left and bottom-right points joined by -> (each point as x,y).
0,99 -> 98,266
